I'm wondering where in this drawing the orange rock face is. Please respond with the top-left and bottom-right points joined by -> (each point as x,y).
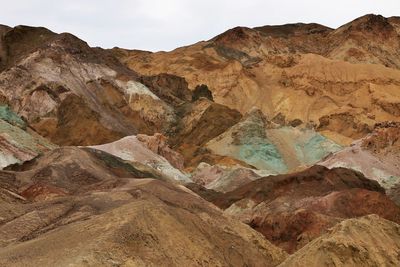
115,14 -> 400,145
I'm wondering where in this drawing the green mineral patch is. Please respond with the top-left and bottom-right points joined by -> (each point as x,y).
208,110 -> 342,174
238,138 -> 288,173
0,105 -> 26,129
0,119 -> 56,154
295,133 -> 342,165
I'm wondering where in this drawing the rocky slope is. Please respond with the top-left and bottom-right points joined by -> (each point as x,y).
190,162 -> 271,193
0,105 -> 56,168
0,147 -> 287,266
206,108 -> 341,173
192,165 -> 400,253
0,25 -> 196,146
115,14 -> 400,145
280,215 -> 400,266
88,135 -> 190,183
1,14 -> 400,266
320,122 -> 400,203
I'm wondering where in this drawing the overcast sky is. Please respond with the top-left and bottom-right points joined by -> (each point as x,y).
1,0 -> 399,51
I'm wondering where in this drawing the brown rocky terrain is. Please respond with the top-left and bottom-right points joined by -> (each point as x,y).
191,165 -> 400,253
0,147 -> 287,266
0,26 -> 230,148
1,14 -> 400,266
280,215 -> 400,266
115,14 -> 400,145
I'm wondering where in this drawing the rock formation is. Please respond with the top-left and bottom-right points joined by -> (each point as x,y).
88,135 -> 190,183
320,123 -> 400,204
206,108 -> 342,173
115,14 -> 400,145
0,105 -> 56,168
1,14 -> 400,266
195,166 -> 400,253
0,147 -> 287,266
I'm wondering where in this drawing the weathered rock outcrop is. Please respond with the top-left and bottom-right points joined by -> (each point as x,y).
320,123 -> 400,204
137,133 -> 185,170
206,108 -> 341,173
0,26 -> 177,146
115,15 -> 400,144
89,135 -> 190,183
200,166 -> 400,253
0,105 -> 56,169
1,14 -> 400,266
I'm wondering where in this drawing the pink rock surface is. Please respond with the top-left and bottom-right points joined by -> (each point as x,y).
137,133 -> 184,170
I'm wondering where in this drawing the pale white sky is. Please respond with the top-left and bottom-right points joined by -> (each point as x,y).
1,0 -> 399,51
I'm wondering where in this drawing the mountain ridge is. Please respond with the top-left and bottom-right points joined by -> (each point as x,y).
1,13 -> 400,266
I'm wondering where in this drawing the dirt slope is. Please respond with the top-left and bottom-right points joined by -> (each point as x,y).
0,147 -> 287,266
280,215 -> 400,267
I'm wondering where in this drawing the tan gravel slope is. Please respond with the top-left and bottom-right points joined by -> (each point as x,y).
280,215 -> 400,267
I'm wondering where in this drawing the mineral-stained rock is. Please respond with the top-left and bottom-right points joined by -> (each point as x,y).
1,14 -> 400,266
190,162 -> 267,192
171,98 -> 242,147
178,143 -> 254,170
0,26 -> 178,146
115,14 -> 400,144
206,165 -> 400,253
206,108 -> 342,173
0,147 -> 288,267
0,105 -> 26,129
0,118 -> 56,169
136,133 -> 184,170
89,135 -> 191,183
320,123 -> 400,197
